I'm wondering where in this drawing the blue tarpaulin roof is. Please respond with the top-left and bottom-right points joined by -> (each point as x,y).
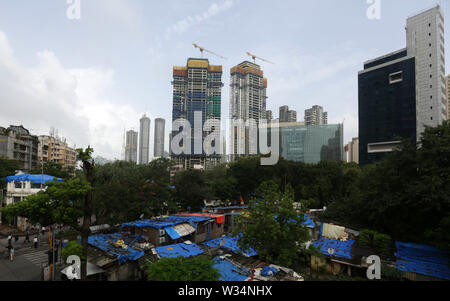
302,214 -> 315,228
88,233 -> 145,264
164,227 -> 181,240
395,241 -> 450,280
203,235 -> 258,257
5,174 -> 63,184
273,214 -> 315,229
261,266 -> 278,277
122,215 -> 213,229
155,242 -> 204,258
312,237 -> 355,260
213,257 -> 249,281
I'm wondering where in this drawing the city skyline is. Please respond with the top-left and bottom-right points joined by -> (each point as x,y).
0,0 -> 449,160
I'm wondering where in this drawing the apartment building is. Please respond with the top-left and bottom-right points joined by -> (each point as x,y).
38,135 -> 77,171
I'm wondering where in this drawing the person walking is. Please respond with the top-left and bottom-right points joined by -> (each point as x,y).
7,235 -> 12,246
10,247 -> 14,261
6,244 -> 12,259
14,235 -> 19,244
24,231 -> 30,244
33,237 -> 38,249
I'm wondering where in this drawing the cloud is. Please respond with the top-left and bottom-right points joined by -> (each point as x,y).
0,29 -> 139,160
254,42 -> 378,144
165,0 -> 235,40
88,0 -> 143,30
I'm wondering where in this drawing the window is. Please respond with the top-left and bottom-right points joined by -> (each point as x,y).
14,182 -> 22,189
389,71 -> 403,84
31,183 -> 41,189
367,141 -> 402,154
13,197 -> 21,203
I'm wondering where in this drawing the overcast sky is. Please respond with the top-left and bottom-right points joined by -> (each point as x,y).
0,0 -> 449,160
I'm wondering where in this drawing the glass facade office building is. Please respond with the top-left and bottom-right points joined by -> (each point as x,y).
358,50 -> 417,165
265,123 -> 343,164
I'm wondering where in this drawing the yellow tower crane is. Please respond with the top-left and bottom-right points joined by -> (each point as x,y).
246,52 -> 275,65
192,43 -> 227,60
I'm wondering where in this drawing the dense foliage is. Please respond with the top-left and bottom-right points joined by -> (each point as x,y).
0,157 -> 20,188
92,158 -> 177,224
324,121 -> 450,249
1,178 -> 91,227
61,241 -> 85,263
146,257 -> 220,281
233,181 -> 310,268
30,162 -> 75,180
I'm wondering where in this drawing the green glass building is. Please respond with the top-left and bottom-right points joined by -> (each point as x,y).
265,122 -> 343,163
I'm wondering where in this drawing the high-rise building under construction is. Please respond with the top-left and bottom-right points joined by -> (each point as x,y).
230,61 -> 268,159
171,58 -> 223,170
125,130 -> 138,163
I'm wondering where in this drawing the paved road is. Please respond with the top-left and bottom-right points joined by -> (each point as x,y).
17,242 -> 50,267
0,234 -> 51,281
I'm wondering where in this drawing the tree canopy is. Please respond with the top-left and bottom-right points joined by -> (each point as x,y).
324,121 -> 450,249
1,178 -> 90,227
29,162 -> 75,180
146,257 -> 220,281
92,158 -> 177,224
233,180 -> 310,268
0,157 -> 20,188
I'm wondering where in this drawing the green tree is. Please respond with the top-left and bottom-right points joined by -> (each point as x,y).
204,164 -> 238,201
77,147 -> 95,281
233,181 -> 310,267
146,257 -> 220,281
324,121 -> 450,250
93,158 -> 176,224
173,169 -> 213,211
61,241 -> 85,263
1,178 -> 90,228
0,157 -> 20,188
1,176 -> 91,280
30,162 -> 74,180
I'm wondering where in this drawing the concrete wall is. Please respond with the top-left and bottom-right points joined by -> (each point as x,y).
194,221 -> 224,243
106,262 -> 140,281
